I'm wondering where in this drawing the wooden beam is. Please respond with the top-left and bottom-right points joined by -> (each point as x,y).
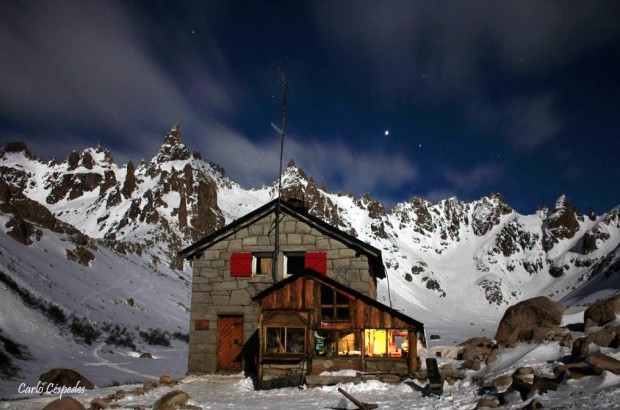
337,387 -> 378,410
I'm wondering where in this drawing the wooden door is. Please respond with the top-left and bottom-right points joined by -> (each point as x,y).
217,315 -> 243,372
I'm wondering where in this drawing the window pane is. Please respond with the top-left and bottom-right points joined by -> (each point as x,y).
336,307 -> 350,321
365,329 -> 387,357
388,330 -> 409,357
315,330 -> 336,356
286,255 -> 305,276
321,286 -> 334,304
338,331 -> 361,356
266,328 -> 285,353
336,292 -> 349,304
286,328 -> 306,353
257,257 -> 272,275
321,307 -> 334,320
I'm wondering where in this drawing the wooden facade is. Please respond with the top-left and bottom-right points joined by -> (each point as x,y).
255,270 -> 424,389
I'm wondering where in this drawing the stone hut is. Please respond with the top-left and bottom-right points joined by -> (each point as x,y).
179,198 -> 423,380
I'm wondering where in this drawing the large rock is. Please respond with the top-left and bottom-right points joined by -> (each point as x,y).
42,396 -> 86,410
39,368 -> 95,390
584,294 -> 620,328
586,352 -> 620,374
495,297 -> 566,343
153,390 -> 190,410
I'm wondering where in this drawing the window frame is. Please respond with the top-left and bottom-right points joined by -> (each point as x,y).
320,285 -> 351,322
315,330 -> 361,357
252,252 -> 273,276
283,252 -> 306,277
264,325 -> 307,355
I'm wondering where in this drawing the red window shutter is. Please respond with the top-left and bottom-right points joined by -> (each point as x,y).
230,252 -> 252,277
305,252 -> 327,275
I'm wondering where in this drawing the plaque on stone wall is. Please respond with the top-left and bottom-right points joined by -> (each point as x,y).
195,320 -> 210,330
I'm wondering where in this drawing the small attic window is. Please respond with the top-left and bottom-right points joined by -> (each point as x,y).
252,253 -> 273,276
283,252 -> 305,276
283,252 -> 327,277
320,285 -> 350,321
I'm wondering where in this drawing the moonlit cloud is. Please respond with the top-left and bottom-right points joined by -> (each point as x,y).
0,1 -> 238,161
312,0 -> 619,145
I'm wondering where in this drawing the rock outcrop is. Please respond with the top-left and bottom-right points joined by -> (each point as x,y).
495,297 -> 566,344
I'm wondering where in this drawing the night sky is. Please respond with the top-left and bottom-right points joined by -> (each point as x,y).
1,1 -> 619,214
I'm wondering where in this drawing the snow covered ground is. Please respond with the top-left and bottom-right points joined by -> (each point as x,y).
2,334 -> 620,409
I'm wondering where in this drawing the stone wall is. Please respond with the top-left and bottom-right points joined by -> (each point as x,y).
188,212 -> 379,374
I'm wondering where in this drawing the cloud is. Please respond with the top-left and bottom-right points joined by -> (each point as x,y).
500,94 -> 563,149
312,0 -> 618,146
313,1 -> 619,95
0,1 -> 237,160
423,162 -> 505,204
468,93 -> 563,149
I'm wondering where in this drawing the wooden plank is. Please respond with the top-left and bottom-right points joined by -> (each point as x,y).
337,388 -> 378,410
356,299 -> 365,328
303,278 -> 314,309
408,331 -> 417,374
369,307 -> 381,328
293,278 -> 303,309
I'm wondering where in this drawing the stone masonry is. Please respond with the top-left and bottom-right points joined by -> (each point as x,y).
188,212 -> 379,374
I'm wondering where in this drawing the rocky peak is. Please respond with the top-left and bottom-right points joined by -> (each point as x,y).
1,141 -> 38,161
472,193 -> 513,236
543,195 -> 582,251
155,123 -> 190,163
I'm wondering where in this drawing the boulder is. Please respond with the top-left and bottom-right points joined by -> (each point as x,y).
584,294 -> 620,328
39,368 -> 94,390
495,297 -> 566,343
491,375 -> 513,390
587,328 -> 617,348
89,398 -> 109,409
139,352 -> 154,359
42,397 -> 86,410
571,337 -> 590,362
458,337 -> 496,364
153,390 -> 189,410
476,397 -> 500,408
159,374 -> 174,384
460,359 -> 481,371
586,352 -> 620,374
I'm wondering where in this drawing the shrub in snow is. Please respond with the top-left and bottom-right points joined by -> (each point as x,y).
139,328 -> 171,346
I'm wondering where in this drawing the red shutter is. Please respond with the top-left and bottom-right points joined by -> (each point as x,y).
230,252 -> 252,277
304,252 -> 327,275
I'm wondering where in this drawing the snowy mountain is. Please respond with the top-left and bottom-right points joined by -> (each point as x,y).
1,124 -> 619,393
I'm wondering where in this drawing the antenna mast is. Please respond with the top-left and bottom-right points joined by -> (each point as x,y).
271,69 -> 288,280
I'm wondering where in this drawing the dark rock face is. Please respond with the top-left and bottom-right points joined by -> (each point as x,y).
1,141 -> 37,160
472,193 -> 512,236
584,294 -> 620,328
121,161 -> 136,198
493,219 -> 538,257
543,195 -> 582,251
156,123 -> 191,163
495,297 -> 566,343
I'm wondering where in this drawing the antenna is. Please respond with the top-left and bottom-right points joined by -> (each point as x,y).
272,68 -> 288,280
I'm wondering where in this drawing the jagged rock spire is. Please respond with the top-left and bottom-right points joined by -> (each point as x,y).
156,123 -> 190,163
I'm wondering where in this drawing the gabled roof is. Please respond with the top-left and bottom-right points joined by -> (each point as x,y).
253,268 -> 424,330
178,199 -> 385,278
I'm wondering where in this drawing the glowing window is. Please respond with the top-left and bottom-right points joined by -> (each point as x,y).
365,329 -> 409,358
315,330 -> 361,357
